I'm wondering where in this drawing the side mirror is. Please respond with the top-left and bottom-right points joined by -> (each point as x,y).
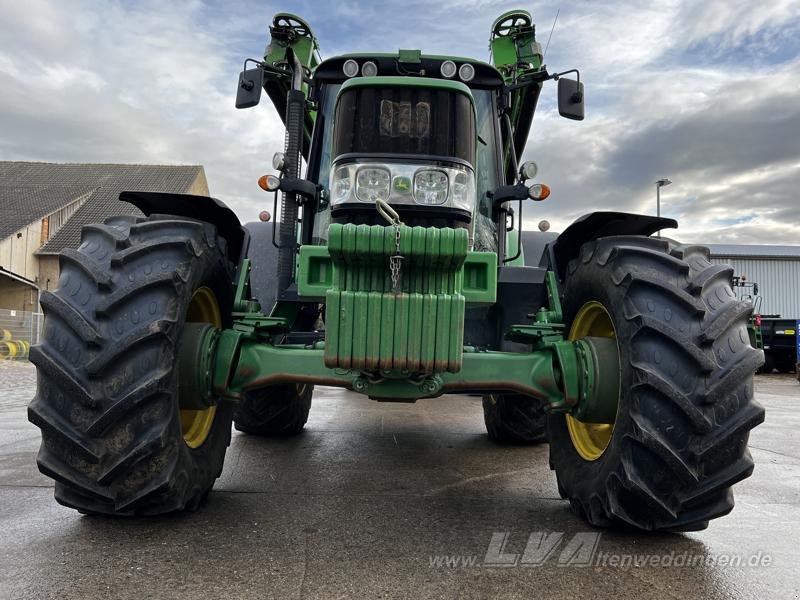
235,67 -> 263,109
557,78 -> 584,121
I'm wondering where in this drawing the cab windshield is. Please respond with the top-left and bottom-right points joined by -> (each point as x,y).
332,86 -> 475,163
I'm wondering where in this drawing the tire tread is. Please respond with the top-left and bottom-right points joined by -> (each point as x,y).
29,216 -> 234,515
549,235 -> 764,531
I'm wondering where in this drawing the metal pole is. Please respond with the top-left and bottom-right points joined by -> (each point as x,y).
656,183 -> 661,219
656,183 -> 661,237
654,179 -> 672,238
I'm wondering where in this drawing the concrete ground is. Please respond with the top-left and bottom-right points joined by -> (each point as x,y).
0,359 -> 797,600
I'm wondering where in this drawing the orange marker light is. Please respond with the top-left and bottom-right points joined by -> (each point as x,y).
258,174 -> 281,192
528,183 -> 550,201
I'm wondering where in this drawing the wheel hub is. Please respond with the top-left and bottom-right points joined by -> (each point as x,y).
564,301 -> 621,461
177,323 -> 219,410
180,287 -> 222,449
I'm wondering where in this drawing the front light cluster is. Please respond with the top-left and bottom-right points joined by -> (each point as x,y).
439,60 -> 476,82
330,162 -> 476,212
342,59 -> 378,78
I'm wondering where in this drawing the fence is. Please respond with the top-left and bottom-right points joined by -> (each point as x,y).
0,308 -> 43,360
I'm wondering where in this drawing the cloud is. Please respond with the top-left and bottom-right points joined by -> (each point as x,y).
0,0 -> 285,217
515,2 -> 800,244
0,0 -> 798,245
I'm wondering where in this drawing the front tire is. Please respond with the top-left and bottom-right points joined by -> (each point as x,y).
28,215 -> 235,515
548,236 -> 764,531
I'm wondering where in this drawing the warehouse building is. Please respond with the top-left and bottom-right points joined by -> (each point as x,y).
707,244 -> 800,373
0,162 -> 209,313
707,244 -> 800,318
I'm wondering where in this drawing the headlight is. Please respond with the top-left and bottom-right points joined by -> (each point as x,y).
342,59 -> 359,78
451,171 -> 470,208
331,166 -> 352,203
329,162 -> 476,213
440,60 -> 457,78
458,63 -> 475,82
361,61 -> 378,77
355,167 -> 391,202
413,169 -> 448,205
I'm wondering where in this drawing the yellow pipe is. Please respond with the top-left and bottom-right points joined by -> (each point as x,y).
0,340 -> 30,359
0,341 -> 16,359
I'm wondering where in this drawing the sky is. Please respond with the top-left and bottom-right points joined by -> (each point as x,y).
1,0 -> 799,244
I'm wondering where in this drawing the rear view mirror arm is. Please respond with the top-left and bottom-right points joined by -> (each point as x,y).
550,68 -> 582,102
243,58 -> 294,81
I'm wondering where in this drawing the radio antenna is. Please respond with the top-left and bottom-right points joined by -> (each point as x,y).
543,8 -> 560,59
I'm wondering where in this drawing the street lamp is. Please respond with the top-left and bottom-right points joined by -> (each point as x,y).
655,178 -> 672,237
655,178 -> 672,218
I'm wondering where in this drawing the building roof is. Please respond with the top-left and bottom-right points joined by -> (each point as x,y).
0,184 -> 95,240
706,244 -> 800,259
0,162 -> 205,254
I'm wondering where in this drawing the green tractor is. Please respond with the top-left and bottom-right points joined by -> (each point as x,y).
29,10 -> 764,530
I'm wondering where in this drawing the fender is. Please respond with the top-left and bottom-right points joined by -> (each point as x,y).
120,191 -> 248,264
243,221 -> 280,310
549,211 -> 677,281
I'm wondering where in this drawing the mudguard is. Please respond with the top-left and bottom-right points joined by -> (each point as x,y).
244,221 -> 280,311
549,211 -> 677,281
520,230 -> 558,267
120,191 -> 248,263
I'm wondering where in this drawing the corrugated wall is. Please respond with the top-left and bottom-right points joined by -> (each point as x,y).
710,257 -> 800,318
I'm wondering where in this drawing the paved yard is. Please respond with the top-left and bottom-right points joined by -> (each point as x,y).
0,359 -> 797,599
0,359 -> 36,410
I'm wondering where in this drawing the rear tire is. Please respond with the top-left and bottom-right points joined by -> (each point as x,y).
28,215 -> 235,515
234,384 -> 312,436
548,236 -> 764,531
482,394 -> 548,444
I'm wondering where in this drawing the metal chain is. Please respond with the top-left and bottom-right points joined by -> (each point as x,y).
376,198 -> 405,293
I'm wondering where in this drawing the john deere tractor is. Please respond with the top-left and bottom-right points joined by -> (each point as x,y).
29,10 -> 765,530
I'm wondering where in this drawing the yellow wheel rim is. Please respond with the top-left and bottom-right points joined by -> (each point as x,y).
566,301 -> 619,461
180,286 -> 221,448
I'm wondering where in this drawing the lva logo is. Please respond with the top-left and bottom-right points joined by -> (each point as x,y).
428,532 -> 772,569
483,531 -> 601,567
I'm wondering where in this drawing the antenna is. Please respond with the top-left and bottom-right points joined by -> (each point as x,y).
543,7 -> 560,59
